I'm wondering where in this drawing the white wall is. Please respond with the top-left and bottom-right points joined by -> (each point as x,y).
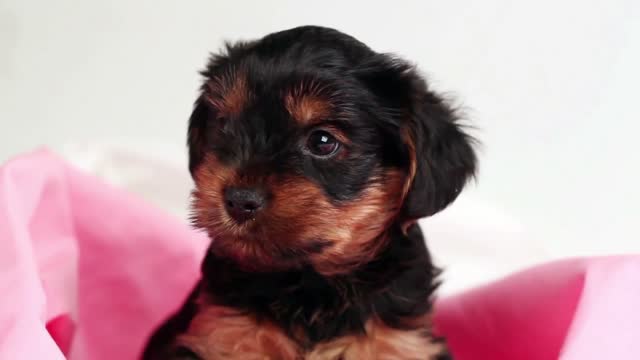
1,0 -> 639,259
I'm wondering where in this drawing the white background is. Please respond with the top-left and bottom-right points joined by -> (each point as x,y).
1,0 -> 639,274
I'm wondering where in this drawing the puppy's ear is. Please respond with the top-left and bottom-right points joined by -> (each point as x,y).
188,41 -> 255,175
187,97 -> 212,175
356,55 -> 477,221
402,82 -> 477,220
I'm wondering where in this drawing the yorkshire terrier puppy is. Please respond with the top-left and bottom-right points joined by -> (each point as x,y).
143,26 -> 476,360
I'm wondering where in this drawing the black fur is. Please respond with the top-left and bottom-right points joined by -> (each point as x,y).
199,224 -> 439,347
188,27 -> 410,205
143,285 -> 201,359
143,225 -> 440,359
144,25 -> 477,359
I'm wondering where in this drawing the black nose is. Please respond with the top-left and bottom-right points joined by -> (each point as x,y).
224,188 -> 266,223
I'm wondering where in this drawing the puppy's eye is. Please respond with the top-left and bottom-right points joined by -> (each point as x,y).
306,130 -> 340,157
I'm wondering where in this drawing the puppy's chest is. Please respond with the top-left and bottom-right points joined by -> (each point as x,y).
201,258 -> 377,343
178,303 -> 444,360
190,232 -> 442,358
203,272 -> 379,346
185,272 -> 442,359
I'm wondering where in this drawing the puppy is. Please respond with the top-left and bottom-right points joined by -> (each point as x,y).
143,26 -> 476,360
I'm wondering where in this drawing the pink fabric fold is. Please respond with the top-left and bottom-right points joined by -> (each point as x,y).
0,150 -> 638,359
434,256 -> 640,359
0,150 -> 207,359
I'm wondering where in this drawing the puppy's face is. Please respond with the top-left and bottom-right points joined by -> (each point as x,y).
188,27 -> 476,274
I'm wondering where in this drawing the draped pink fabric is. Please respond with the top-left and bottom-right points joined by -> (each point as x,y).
1,150 -> 638,359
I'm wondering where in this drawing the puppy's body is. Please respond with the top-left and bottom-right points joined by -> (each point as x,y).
143,26 -> 475,359
146,225 -> 445,359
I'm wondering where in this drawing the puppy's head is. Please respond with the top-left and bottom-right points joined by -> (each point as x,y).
188,26 -> 476,275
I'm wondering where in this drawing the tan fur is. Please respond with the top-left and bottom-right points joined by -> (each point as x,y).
400,126 -> 418,234
205,69 -> 250,117
303,171 -> 405,275
264,170 -> 405,275
307,318 -> 444,360
177,305 -> 301,360
401,126 -> 417,201
192,154 -> 237,234
179,307 -> 444,360
192,153 -> 405,275
284,82 -> 331,125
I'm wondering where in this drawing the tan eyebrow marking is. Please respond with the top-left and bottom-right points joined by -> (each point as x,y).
284,81 -> 332,125
204,68 -> 250,117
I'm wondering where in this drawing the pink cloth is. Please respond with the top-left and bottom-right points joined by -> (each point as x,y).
0,150 -> 638,359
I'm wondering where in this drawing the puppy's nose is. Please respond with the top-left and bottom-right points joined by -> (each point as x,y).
224,187 -> 266,223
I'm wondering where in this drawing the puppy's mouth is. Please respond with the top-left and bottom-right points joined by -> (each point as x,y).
204,206 -> 308,271
213,210 -> 263,238
207,204 -> 279,244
